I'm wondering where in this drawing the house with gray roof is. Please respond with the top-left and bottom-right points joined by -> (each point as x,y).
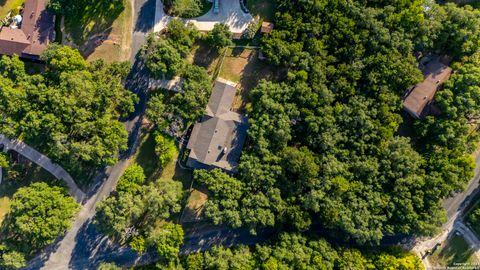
186,78 -> 248,173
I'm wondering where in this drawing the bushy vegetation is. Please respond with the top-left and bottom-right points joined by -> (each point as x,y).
154,132 -> 177,168
139,233 -> 423,270
144,20 -> 212,128
0,154 -> 9,168
0,182 -> 79,268
143,20 -> 200,80
95,164 -> 184,266
162,0 -> 213,18
0,45 -> 137,181
206,23 -> 233,51
145,39 -> 184,80
188,0 -> 480,245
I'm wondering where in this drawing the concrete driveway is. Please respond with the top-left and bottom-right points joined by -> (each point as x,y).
154,0 -> 253,34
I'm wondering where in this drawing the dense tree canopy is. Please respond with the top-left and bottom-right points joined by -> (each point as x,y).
95,164 -> 184,261
170,65 -> 212,127
0,46 -> 137,180
192,0 -> 480,245
144,37 -> 184,80
116,164 -> 146,194
181,233 -> 423,270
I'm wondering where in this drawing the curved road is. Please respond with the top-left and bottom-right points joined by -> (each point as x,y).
25,0 -> 154,268
412,153 -> 480,268
0,134 -> 85,202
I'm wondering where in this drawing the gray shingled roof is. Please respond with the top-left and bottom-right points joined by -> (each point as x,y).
186,78 -> 248,172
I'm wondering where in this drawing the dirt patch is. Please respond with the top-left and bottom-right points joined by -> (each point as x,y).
83,0 -> 133,62
219,48 -> 253,82
218,47 -> 285,112
181,189 -> 208,223
189,40 -> 222,73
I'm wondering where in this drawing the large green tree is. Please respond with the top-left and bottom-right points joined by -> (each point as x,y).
206,23 -> 233,51
0,47 -> 137,180
0,183 -> 79,254
194,0 -> 480,245
144,38 -> 184,79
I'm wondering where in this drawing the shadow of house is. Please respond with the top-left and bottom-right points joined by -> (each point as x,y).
0,0 -> 55,59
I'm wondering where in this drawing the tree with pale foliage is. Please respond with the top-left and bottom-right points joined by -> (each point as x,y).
154,132 -> 177,167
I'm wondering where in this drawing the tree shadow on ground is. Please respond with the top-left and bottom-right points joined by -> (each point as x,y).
235,50 -> 287,112
64,0 -> 125,47
69,220 -> 133,270
192,42 -> 220,69
135,0 -> 155,33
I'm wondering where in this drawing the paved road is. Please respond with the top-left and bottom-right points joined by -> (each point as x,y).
0,134 -> 85,202
443,154 -> 480,221
37,160 -> 131,270
131,0 -> 155,62
153,0 -> 253,33
412,153 -> 480,268
24,0 -> 154,268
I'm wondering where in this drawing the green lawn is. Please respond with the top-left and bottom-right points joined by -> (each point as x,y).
85,0 -> 133,62
133,132 -> 159,181
247,0 -> 276,21
64,0 -> 125,46
0,0 -> 24,18
429,233 -> 479,267
0,197 -> 10,225
132,129 -> 192,187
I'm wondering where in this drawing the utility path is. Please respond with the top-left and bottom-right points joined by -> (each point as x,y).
0,134 -> 85,203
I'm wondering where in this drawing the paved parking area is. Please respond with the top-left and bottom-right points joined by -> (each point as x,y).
154,0 -> 253,34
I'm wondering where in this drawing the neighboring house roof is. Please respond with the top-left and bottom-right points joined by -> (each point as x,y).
261,21 -> 274,33
186,78 -> 248,172
0,0 -> 55,59
403,56 -> 452,119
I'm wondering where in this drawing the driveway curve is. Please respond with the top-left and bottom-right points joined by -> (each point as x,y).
154,0 -> 253,34
0,134 -> 85,203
